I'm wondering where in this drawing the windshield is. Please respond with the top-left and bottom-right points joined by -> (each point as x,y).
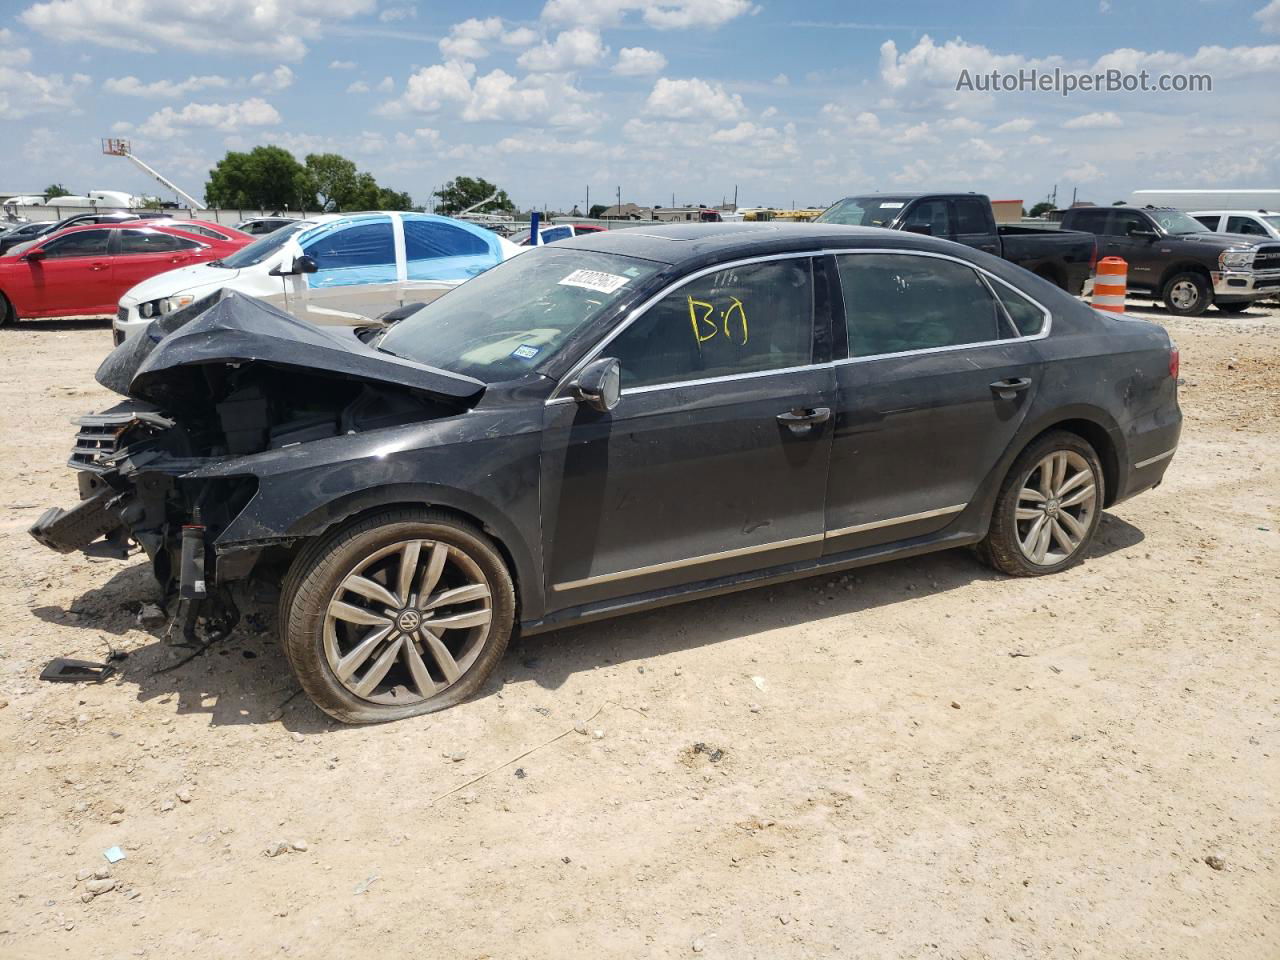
379,247 -> 663,383
1263,216 -> 1280,232
814,196 -> 911,227
217,220 -> 312,268
1150,209 -> 1209,235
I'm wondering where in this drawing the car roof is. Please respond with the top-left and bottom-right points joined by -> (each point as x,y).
1189,209 -> 1279,215
557,221 -> 967,266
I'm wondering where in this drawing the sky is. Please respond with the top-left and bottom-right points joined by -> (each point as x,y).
1,0 -> 1278,212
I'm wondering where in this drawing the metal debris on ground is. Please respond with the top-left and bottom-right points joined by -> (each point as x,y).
39,658 -> 116,683
103,846 -> 126,864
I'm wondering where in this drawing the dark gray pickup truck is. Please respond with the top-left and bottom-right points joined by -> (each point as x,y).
814,193 -> 1095,295
1060,205 -> 1280,316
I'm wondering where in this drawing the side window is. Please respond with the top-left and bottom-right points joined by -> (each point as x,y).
40,230 -> 110,258
901,199 -> 952,237
175,224 -> 228,241
1226,216 -> 1265,236
302,218 -> 396,287
837,253 -> 1003,357
953,199 -> 989,235
1108,212 -> 1148,237
609,258 -> 814,389
1193,215 -> 1220,231
402,218 -> 496,281
118,230 -> 199,254
1069,209 -> 1107,234
991,281 -> 1047,337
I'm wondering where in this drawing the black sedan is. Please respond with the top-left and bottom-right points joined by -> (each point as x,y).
31,224 -> 1181,722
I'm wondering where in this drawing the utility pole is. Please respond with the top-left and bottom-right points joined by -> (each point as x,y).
585,185 -> 589,216
733,184 -> 738,208
616,185 -> 621,212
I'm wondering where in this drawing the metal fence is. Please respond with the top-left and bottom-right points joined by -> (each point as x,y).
2,204 -> 323,226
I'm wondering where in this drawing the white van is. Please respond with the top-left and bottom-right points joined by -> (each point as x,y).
1189,210 -> 1280,241
115,212 -> 521,341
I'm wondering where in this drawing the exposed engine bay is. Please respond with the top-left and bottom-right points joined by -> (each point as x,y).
29,291 -> 484,645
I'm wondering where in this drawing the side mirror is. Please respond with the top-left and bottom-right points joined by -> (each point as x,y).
903,223 -> 933,236
571,357 -> 621,413
268,254 -> 319,277
1128,226 -> 1158,240
24,248 -> 45,261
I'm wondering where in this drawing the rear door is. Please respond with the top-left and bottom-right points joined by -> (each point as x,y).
298,215 -> 399,324
400,215 -> 505,308
824,251 -> 1046,553
113,228 -> 204,296
22,229 -> 113,315
542,255 -> 835,609
951,196 -> 999,255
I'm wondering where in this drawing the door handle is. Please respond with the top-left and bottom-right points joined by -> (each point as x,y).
89,262 -> 109,271
776,407 -> 831,434
990,377 -> 1032,400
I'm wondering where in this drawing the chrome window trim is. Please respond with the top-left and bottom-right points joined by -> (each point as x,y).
547,250 -> 822,403
551,500 -> 970,592
830,248 -> 1053,366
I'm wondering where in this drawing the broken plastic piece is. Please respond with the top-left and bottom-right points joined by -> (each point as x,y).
103,846 -> 126,864
39,658 -> 116,683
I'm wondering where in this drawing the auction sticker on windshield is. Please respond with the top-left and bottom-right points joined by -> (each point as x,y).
558,269 -> 630,294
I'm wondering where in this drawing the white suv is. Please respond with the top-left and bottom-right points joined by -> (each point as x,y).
1189,210 -> 1280,241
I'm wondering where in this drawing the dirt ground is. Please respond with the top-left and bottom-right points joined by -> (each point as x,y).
0,302 -> 1277,960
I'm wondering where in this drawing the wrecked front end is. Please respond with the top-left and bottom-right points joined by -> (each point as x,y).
29,290 -> 484,646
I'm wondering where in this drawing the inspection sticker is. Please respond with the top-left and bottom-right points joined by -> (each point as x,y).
511,343 -> 541,360
558,269 -> 630,294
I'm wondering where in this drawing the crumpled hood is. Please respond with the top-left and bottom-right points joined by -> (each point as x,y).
119,261 -> 241,305
95,289 -> 485,415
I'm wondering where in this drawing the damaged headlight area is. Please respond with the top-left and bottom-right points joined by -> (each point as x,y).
137,294 -> 196,319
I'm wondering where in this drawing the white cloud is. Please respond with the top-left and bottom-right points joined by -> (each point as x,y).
1257,0 -> 1280,34
891,121 -> 938,144
139,97 -> 281,138
21,0 -> 377,60
991,117 -> 1035,133
518,28 -> 607,72
821,104 -> 883,136
383,61 -> 599,128
614,46 -> 667,76
879,34 -> 1064,111
937,116 -> 983,132
379,3 -> 416,21
772,73 -> 789,86
439,17 -> 504,60
104,74 -> 229,98
347,80 -> 371,94
250,65 -> 294,93
1090,43 -> 1280,79
0,29 -> 32,67
1063,161 -> 1102,181
329,59 -> 356,70
1062,111 -> 1122,129
709,121 -> 780,143
501,26 -> 539,47
377,76 -> 394,93
540,0 -> 756,30
389,60 -> 476,113
1028,134 -> 1051,145
644,76 -> 745,121
965,137 -> 1003,161
0,65 -> 89,118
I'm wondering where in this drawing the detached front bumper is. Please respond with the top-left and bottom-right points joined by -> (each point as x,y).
1211,268 -> 1280,301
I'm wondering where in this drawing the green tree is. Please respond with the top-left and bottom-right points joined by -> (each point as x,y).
433,176 -> 513,215
205,146 -> 312,210
1028,201 -> 1055,218
301,153 -> 359,211
44,183 -> 72,200
588,203 -> 609,219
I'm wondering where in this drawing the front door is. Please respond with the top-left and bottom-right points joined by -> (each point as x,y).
1105,210 -> 1162,292
824,251 -> 1044,553
299,215 -> 400,325
542,256 -> 834,609
23,228 -> 115,316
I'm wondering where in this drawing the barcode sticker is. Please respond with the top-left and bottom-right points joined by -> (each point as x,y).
558,269 -> 630,294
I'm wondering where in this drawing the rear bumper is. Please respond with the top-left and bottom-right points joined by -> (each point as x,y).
1113,414 -> 1181,505
1211,268 -> 1280,300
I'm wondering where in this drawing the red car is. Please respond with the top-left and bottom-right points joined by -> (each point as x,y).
0,221 -> 252,324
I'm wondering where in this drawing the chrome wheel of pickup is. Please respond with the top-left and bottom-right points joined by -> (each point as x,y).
1169,279 -> 1200,311
323,539 -> 493,705
1015,450 -> 1097,566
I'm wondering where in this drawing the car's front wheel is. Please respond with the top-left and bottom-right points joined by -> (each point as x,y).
0,293 -> 13,327
1161,271 -> 1211,317
279,508 -> 515,723
979,431 -> 1103,577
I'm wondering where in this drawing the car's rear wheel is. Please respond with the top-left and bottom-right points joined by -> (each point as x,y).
1214,301 -> 1250,314
0,292 -> 13,327
978,431 -> 1103,577
279,508 -> 515,723
1162,271 -> 1210,317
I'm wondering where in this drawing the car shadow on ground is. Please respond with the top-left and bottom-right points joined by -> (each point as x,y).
0,317 -> 112,332
30,514 -> 1145,732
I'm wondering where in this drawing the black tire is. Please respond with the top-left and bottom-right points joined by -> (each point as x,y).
279,507 -> 515,723
1161,271 -> 1211,317
978,431 -> 1104,577
0,293 -> 13,327
1214,301 -> 1250,315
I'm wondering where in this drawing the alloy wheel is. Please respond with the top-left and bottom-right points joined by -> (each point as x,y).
1014,450 -> 1097,566
1169,279 -> 1200,311
323,539 -> 493,704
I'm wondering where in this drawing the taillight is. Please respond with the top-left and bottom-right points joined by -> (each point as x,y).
1169,343 -> 1180,379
